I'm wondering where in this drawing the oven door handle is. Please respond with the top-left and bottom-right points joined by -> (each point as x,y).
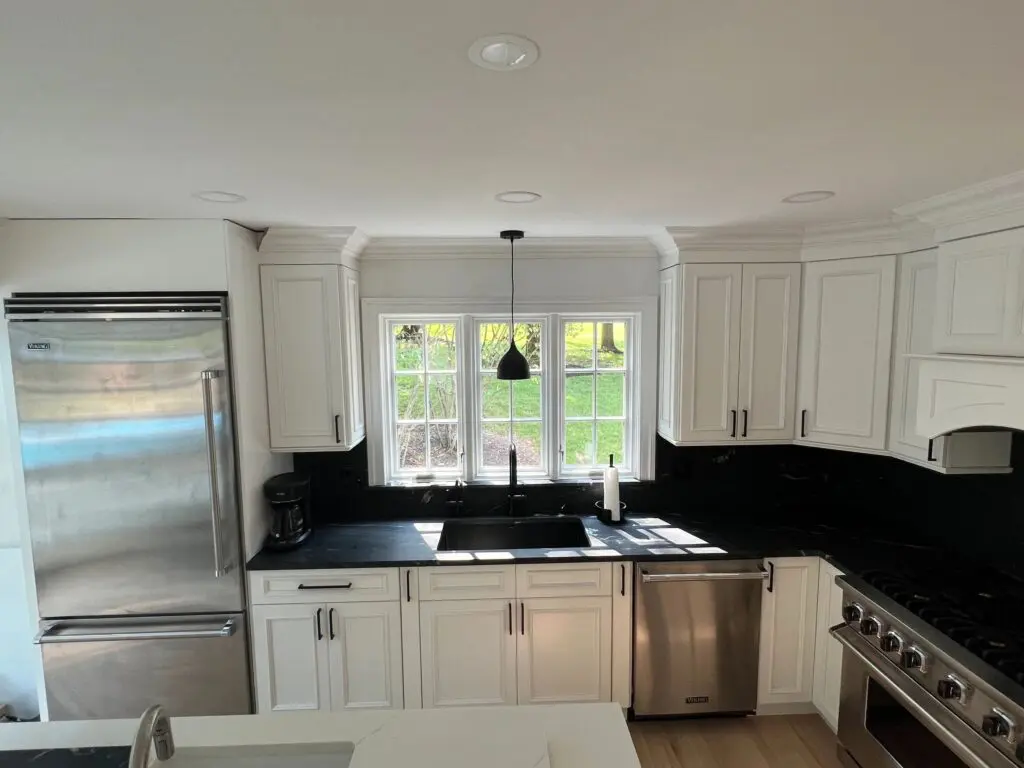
830,623 -> 995,768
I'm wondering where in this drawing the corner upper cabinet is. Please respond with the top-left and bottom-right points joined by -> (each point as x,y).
658,262 -> 800,444
260,264 -> 365,451
887,251 -> 1012,473
933,228 -> 1024,356
796,255 -> 896,451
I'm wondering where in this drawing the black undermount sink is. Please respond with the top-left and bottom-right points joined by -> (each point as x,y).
436,516 -> 591,552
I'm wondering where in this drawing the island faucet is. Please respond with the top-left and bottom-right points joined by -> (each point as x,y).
129,704 -> 175,768
507,444 -> 526,516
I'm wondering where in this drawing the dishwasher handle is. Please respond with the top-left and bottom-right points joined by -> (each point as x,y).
640,569 -> 769,583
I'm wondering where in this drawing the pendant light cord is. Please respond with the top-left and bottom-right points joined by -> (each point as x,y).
509,235 -> 515,332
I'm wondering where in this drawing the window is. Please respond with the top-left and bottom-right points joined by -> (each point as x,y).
476,320 -> 545,478
561,320 -> 630,477
368,300 -> 653,486
387,321 -> 461,481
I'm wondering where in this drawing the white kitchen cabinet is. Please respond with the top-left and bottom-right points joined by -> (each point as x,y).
517,597 -> 612,705
659,262 -> 800,444
797,255 -> 896,451
251,603 -> 330,713
738,263 -> 801,441
934,228 -> 1024,356
419,599 -> 517,708
888,251 -> 1012,472
260,263 -> 365,451
252,601 -> 401,714
758,557 -> 819,709
812,561 -> 844,732
326,602 -> 403,710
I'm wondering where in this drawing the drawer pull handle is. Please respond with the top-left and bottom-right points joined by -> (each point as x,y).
298,583 -> 353,590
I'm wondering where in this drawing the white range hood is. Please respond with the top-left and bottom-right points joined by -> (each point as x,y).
915,354 -> 1024,435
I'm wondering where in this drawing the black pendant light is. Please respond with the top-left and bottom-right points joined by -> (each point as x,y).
496,229 -> 530,381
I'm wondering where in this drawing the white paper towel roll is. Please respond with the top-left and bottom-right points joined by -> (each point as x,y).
603,454 -> 619,521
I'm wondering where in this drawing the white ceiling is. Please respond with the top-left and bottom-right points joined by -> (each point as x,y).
3,0 -> 1024,237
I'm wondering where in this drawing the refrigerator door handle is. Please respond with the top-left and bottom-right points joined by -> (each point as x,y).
35,617 -> 238,644
201,369 -> 227,578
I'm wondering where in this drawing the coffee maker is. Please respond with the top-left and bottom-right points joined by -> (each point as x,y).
263,473 -> 312,550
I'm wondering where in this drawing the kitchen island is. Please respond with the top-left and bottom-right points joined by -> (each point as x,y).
0,704 -> 639,768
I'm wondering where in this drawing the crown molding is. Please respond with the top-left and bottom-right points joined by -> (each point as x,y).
361,236 -> 658,261
801,217 -> 935,261
659,225 -> 804,266
895,170 -> 1024,242
257,226 -> 369,268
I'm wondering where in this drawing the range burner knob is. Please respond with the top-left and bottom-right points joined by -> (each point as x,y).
899,648 -> 924,670
859,617 -> 881,636
982,711 -> 1014,740
936,679 -> 962,700
842,604 -> 863,623
879,632 -> 902,653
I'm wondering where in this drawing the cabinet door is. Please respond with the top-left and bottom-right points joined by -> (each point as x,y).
251,604 -> 330,713
812,562 -> 844,732
797,256 -> 896,450
677,263 -> 742,442
338,266 -> 366,446
934,229 -> 1024,355
888,251 -> 938,462
758,557 -> 819,708
419,599 -> 517,708
517,597 -> 612,705
657,267 -> 681,440
738,263 -> 800,441
326,602 -> 403,711
260,264 -> 347,450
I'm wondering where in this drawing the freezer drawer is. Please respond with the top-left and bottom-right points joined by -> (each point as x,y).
633,560 -> 765,717
37,614 -> 252,720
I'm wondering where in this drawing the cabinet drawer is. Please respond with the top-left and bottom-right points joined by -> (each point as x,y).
418,565 -> 516,601
516,563 -> 613,598
249,569 -> 400,605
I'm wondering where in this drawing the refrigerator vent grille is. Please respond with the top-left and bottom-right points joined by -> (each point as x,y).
4,292 -> 227,319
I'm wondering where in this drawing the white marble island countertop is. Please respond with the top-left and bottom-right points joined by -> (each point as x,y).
0,704 -> 639,768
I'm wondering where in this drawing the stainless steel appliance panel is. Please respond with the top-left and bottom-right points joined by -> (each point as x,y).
9,319 -> 243,617
38,614 -> 252,720
634,559 -> 765,716
833,623 -> 1014,768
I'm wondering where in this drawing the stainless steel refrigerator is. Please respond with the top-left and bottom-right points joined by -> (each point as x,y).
4,293 -> 252,720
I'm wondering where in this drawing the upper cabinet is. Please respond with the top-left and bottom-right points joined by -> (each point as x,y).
796,255 -> 896,451
658,262 -> 800,444
888,251 -> 1012,473
933,228 -> 1024,356
260,263 -> 365,451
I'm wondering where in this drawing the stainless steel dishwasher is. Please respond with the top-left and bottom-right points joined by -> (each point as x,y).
633,559 -> 767,717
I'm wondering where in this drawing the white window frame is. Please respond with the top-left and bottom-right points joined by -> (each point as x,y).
362,298 -> 656,486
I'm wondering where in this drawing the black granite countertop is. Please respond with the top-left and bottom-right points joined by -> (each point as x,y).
0,749 -> 128,768
245,511 -> 938,579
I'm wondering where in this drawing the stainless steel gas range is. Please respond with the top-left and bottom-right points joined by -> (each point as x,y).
833,569 -> 1024,768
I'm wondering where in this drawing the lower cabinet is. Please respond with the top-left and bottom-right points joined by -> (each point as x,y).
812,562 -> 845,731
252,601 -> 403,713
758,557 -> 820,709
418,596 -> 613,708
419,599 -> 517,708
518,597 -> 612,705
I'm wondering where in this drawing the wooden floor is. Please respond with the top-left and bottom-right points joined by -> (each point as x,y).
629,714 -> 845,768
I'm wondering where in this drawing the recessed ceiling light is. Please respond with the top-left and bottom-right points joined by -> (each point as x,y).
495,190 -> 542,204
469,35 -> 539,71
192,190 -> 247,203
782,190 -> 835,204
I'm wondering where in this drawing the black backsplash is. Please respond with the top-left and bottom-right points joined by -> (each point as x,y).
293,434 -> 1024,563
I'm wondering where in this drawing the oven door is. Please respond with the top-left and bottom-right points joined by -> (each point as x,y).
831,624 -> 1015,768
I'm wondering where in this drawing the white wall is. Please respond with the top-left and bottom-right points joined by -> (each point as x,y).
360,254 -> 658,301
0,219 -> 275,718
